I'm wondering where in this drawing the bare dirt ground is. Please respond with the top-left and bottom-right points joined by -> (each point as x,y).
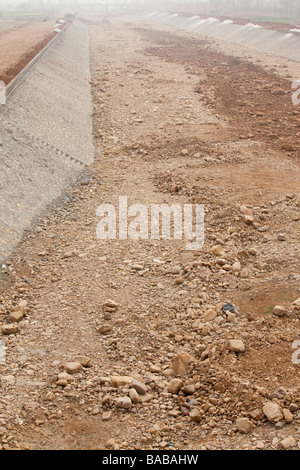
0,18 -> 300,450
0,19 -> 57,85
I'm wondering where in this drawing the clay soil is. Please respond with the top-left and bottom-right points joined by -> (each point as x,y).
0,20 -> 57,85
0,17 -> 300,451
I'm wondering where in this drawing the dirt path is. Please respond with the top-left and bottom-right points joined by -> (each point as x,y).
0,19 -> 300,451
0,20 -> 57,84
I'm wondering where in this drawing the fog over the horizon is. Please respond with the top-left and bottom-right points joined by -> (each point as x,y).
0,0 -> 299,20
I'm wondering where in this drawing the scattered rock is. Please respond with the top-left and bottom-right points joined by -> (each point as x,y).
1,324 -> 20,335
111,376 -> 133,388
102,411 -> 112,421
65,362 -> 82,374
283,409 -> 294,424
138,393 -> 154,403
262,402 -> 283,423
8,311 -> 24,323
73,356 -> 92,368
130,379 -> 147,395
189,409 -> 203,422
129,388 -> 141,404
104,299 -> 119,309
272,306 -> 286,317
243,215 -> 254,226
98,325 -> 113,335
280,436 -> 296,450
232,262 -> 241,273
257,225 -> 269,232
289,404 -> 298,413
167,378 -> 184,394
56,372 -> 71,387
116,397 -> 132,409
228,339 -> 246,353
255,441 -> 265,450
222,303 -> 235,314
204,309 -> 217,322
181,384 -> 196,395
236,417 -> 253,434
210,245 -> 225,256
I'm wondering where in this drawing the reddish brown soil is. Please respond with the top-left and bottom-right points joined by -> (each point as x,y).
0,21 -> 57,85
138,28 -> 300,159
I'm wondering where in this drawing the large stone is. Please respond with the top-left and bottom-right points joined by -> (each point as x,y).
8,311 -> 24,323
272,306 -> 286,317
262,402 -> 283,423
243,215 -> 254,225
189,409 -> 203,423
138,393 -> 154,403
228,339 -> 246,353
289,404 -> 298,413
232,261 -> 241,272
210,245 -> 225,256
283,408 -> 294,424
110,376 -> 134,388
65,362 -> 82,374
250,409 -> 264,421
167,378 -> 184,394
204,309 -> 217,322
116,397 -> 132,409
1,324 -> 20,335
102,411 -> 112,421
56,372 -> 72,387
236,417 -> 253,434
181,384 -> 196,395
73,356 -> 92,367
98,325 -> 112,335
104,299 -> 119,308
130,379 -> 147,395
129,388 -> 140,404
281,436 -> 296,450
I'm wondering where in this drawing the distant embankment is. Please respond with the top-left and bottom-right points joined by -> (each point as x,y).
146,12 -> 300,63
0,21 -> 94,263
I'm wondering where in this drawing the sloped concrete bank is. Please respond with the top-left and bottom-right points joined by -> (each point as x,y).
0,21 -> 94,263
146,12 -> 300,63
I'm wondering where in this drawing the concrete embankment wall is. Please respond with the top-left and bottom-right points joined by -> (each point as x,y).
0,21 -> 94,263
146,12 -> 300,63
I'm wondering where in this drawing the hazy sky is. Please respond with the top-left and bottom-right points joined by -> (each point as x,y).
1,0 -> 299,16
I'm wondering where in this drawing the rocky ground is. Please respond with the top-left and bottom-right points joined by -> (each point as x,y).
0,17 -> 300,450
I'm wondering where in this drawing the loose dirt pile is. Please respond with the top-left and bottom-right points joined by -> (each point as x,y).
0,19 -> 299,450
